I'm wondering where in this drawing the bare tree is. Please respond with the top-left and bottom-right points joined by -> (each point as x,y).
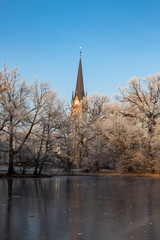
103,113 -> 146,172
0,65 -> 50,175
55,108 -> 75,172
83,94 -> 109,122
117,75 -> 160,171
32,91 -> 61,175
81,94 -> 109,171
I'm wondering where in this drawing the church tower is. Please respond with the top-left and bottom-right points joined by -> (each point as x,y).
71,47 -> 86,116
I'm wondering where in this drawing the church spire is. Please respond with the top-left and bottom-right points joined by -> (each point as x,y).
74,47 -> 85,101
71,47 -> 86,117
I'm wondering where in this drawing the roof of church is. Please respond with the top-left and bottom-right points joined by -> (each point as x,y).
73,54 -> 85,101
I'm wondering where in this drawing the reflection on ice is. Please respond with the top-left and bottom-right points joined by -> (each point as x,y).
0,177 -> 160,240
0,203 -> 7,206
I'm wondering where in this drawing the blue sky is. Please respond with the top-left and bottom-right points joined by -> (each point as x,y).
0,0 -> 160,102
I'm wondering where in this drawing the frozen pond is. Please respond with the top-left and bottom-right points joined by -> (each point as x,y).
0,176 -> 160,240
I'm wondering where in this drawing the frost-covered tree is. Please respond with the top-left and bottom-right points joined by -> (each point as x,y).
117,75 -> 160,171
71,116 -> 88,168
32,91 -> 62,175
0,65 -> 50,175
103,112 -> 146,172
85,101 -> 146,173
151,117 -> 160,172
0,65 -> 11,133
83,94 -> 109,122
55,108 -> 76,172
85,119 -> 108,171
81,94 -> 109,171
18,90 -> 61,175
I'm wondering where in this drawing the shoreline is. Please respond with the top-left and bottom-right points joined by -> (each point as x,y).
1,172 -> 160,178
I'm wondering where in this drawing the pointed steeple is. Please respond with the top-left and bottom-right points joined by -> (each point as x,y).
74,47 -> 85,101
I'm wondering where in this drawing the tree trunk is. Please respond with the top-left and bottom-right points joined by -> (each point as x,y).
147,127 -> 153,172
34,161 -> 39,175
78,149 -> 82,168
7,116 -> 15,175
7,155 -> 14,175
34,125 -> 46,175
38,163 -> 44,175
